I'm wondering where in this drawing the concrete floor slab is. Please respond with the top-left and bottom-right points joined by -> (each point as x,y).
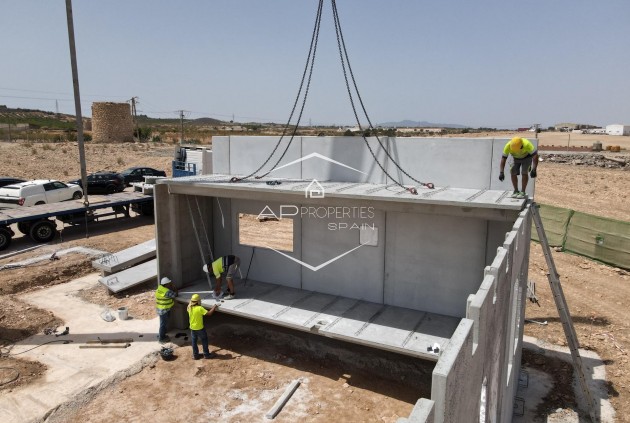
91,238 -> 156,274
0,274 -> 161,423
162,174 -> 527,211
98,258 -> 157,293
177,279 -> 461,361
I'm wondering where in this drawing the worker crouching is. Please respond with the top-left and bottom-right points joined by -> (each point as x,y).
187,293 -> 219,360
203,255 -> 240,300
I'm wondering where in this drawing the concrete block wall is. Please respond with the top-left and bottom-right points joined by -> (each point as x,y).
212,136 -> 537,195
400,205 -> 531,422
91,102 -> 134,143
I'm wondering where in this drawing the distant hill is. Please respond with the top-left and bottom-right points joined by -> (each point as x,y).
191,117 -> 224,126
0,105 -> 80,130
379,120 -> 468,129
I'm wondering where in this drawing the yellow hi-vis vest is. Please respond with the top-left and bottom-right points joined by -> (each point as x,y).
155,285 -> 174,310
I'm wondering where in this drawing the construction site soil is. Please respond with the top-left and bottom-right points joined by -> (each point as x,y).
1,136 -> 629,421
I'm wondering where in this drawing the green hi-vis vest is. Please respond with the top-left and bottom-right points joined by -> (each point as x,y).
155,285 -> 174,310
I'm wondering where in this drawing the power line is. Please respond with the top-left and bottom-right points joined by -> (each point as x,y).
0,86 -> 130,98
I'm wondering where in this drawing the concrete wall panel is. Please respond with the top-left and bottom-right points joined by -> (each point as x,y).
213,136 -> 537,194
155,184 -> 179,286
387,138 -> 494,189
301,136 -> 387,184
486,220 -> 514,266
384,211 -> 487,317
396,398 -> 435,423
432,319 -> 480,422
228,136 -> 302,179
231,199 -> 302,288
212,137 -> 231,174
301,208 -> 386,303
212,197 -> 233,259
180,195 -> 214,284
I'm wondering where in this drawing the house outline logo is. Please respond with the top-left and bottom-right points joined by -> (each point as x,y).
305,179 -> 325,198
268,152 -> 367,176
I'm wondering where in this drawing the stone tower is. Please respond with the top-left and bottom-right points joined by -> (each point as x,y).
91,102 -> 134,142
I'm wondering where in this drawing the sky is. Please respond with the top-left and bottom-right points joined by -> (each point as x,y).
1,0 -> 629,128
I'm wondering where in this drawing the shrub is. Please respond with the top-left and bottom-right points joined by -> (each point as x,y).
134,127 -> 152,141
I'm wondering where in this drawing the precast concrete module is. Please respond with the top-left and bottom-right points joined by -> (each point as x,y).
154,136 -> 535,423
91,102 -> 134,142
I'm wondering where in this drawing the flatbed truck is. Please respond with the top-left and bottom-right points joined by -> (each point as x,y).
0,191 -> 154,251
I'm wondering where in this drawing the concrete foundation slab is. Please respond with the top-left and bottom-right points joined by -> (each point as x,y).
177,279 -> 460,361
0,274 -> 160,423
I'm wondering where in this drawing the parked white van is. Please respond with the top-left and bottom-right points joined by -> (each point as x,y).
0,180 -> 83,209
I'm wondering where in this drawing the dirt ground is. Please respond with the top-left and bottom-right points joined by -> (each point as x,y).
1,138 -> 630,421
51,316 -> 432,423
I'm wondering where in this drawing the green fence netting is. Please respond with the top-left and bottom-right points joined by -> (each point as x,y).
530,204 -> 574,247
564,212 -> 630,270
532,204 -> 630,270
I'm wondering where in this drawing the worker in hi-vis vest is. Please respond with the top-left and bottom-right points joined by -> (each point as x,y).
155,276 -> 178,343
187,293 -> 219,360
203,255 -> 240,300
499,137 -> 539,199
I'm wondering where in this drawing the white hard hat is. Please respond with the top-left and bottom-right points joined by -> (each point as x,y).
202,264 -> 209,273
160,277 -> 171,285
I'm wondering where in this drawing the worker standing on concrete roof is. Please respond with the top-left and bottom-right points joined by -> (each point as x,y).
499,137 -> 539,198
156,276 -> 178,344
203,255 -> 240,300
187,293 -> 219,360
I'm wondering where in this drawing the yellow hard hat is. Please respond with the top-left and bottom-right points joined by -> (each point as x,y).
510,137 -> 523,152
191,294 -> 200,302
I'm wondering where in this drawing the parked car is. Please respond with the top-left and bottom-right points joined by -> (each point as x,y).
0,180 -> 83,209
120,167 -> 166,186
0,177 -> 26,188
69,171 -> 125,195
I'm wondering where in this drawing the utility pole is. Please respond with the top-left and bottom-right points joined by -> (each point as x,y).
65,0 -> 89,208
179,110 -> 185,144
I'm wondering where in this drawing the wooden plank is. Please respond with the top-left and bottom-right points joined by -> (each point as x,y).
98,258 -> 157,293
